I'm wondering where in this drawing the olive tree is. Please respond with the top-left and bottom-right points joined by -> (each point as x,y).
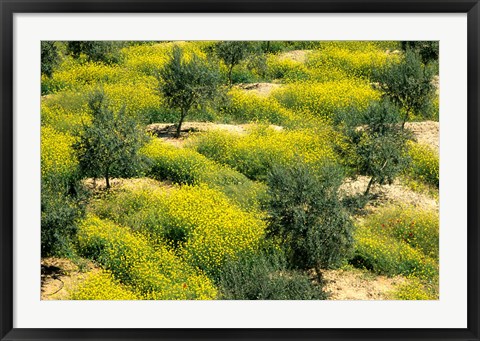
74,91 -> 148,189
157,46 -> 221,138
41,41 -> 60,78
373,49 -> 436,129
340,100 -> 412,196
266,161 -> 354,283
213,41 -> 257,85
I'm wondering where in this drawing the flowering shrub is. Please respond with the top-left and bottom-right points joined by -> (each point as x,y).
51,58 -> 120,90
192,125 -> 340,180
70,271 -> 139,300
77,215 -> 218,300
271,80 -> 380,120
91,184 -> 266,276
141,139 -> 266,210
306,46 -> 398,79
121,41 -> 210,76
265,55 -> 310,82
222,87 -> 295,125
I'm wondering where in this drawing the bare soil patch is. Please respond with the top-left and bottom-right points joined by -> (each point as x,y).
322,268 -> 406,300
83,177 -> 173,195
278,50 -> 310,63
146,122 -> 283,146
405,120 -> 439,153
340,175 -> 438,212
41,257 -> 99,300
237,82 -> 282,96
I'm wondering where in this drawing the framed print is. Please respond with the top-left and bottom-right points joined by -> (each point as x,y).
1,1 -> 479,340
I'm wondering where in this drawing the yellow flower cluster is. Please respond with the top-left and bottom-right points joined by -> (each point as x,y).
77,215 -> 218,300
265,55 -> 310,82
41,92 -> 91,133
192,124 -> 340,180
41,126 -> 77,178
121,41 -> 210,76
51,58 -> 120,90
92,184 -> 266,275
164,185 -> 266,273
272,80 -> 380,119
70,270 -> 139,300
307,46 -> 398,79
225,87 -> 296,125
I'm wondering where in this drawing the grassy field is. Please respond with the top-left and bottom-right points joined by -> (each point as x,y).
41,41 -> 439,300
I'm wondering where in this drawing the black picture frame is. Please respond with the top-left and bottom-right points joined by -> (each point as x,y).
1,1 -> 479,340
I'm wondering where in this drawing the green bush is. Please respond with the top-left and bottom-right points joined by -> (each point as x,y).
216,248 -> 325,300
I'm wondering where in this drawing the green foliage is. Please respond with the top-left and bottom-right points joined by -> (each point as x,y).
66,41 -> 124,64
338,100 -> 412,195
70,271 -> 140,300
266,161 -> 354,281
405,141 -> 439,188
216,248 -> 326,300
77,215 -> 218,300
156,46 -> 221,137
41,41 -> 60,78
401,41 -> 439,65
372,49 -> 436,127
41,177 -> 85,257
73,90 -> 149,188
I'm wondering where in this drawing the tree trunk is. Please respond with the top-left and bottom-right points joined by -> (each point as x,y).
401,110 -> 410,130
105,165 -> 110,189
228,64 -> 234,86
175,109 -> 187,138
315,264 -> 323,285
364,176 -> 375,196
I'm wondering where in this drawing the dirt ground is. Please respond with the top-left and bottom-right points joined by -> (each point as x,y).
238,82 -> 282,96
41,257 -> 99,300
322,268 -> 406,300
278,50 -> 310,63
405,121 -> 439,153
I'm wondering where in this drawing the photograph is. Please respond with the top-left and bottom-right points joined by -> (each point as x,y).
40,40 -> 440,301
